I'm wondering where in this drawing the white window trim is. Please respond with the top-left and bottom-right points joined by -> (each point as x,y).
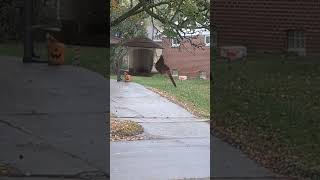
287,30 -> 306,56
171,38 -> 180,47
204,35 -> 210,47
153,39 -> 162,42
153,31 -> 163,42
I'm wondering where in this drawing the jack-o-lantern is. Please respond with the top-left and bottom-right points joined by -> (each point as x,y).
46,33 -> 65,65
124,71 -> 132,82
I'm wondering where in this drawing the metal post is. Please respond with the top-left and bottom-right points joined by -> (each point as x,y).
116,59 -> 121,82
23,0 -> 33,63
23,0 -> 46,63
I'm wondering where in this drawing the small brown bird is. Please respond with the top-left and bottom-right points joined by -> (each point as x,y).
155,55 -> 177,87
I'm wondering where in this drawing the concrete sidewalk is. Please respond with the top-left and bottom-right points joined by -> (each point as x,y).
110,80 -> 288,180
0,56 -> 109,180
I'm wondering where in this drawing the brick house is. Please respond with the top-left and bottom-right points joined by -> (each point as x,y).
161,32 -> 210,79
213,0 -> 320,56
146,23 -> 211,79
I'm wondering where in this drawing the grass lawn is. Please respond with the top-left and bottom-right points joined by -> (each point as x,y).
0,41 -> 108,77
212,52 -> 320,178
112,74 -> 210,118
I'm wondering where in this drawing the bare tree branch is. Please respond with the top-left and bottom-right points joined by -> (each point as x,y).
144,7 -> 180,33
169,0 -> 184,22
145,6 -> 207,49
111,1 -> 170,27
111,0 -> 209,49
111,2 -> 144,27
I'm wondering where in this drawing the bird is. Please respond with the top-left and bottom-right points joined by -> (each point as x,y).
155,55 -> 177,87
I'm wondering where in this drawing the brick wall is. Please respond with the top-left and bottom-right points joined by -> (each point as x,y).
213,0 -> 320,56
161,37 -> 210,79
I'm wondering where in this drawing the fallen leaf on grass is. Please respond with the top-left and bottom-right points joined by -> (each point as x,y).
148,87 -> 206,118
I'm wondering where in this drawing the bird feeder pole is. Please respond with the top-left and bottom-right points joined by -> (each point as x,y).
116,56 -> 121,82
23,0 -> 33,63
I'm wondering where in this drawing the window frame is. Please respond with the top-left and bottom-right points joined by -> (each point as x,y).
204,35 -> 210,46
171,38 -> 180,48
287,30 -> 305,55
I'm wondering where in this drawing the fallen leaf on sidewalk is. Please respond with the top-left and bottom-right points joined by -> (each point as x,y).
110,118 -> 144,141
0,163 -> 23,176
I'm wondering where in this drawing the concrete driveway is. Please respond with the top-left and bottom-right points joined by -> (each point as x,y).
110,80 -> 210,180
110,80 -> 290,180
0,56 -> 109,180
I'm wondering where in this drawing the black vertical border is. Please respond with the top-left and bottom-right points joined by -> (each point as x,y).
106,0 -> 111,178
210,0 -> 215,178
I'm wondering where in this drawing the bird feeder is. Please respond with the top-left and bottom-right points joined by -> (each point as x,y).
23,0 -> 62,63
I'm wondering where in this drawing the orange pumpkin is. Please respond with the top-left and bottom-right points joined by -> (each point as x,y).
124,71 -> 132,82
46,33 -> 65,65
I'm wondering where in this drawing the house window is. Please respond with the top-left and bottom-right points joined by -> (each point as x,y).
171,38 -> 180,47
114,32 -> 121,38
204,35 -> 210,46
153,28 -> 162,41
287,30 -> 305,55
154,33 -> 162,41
